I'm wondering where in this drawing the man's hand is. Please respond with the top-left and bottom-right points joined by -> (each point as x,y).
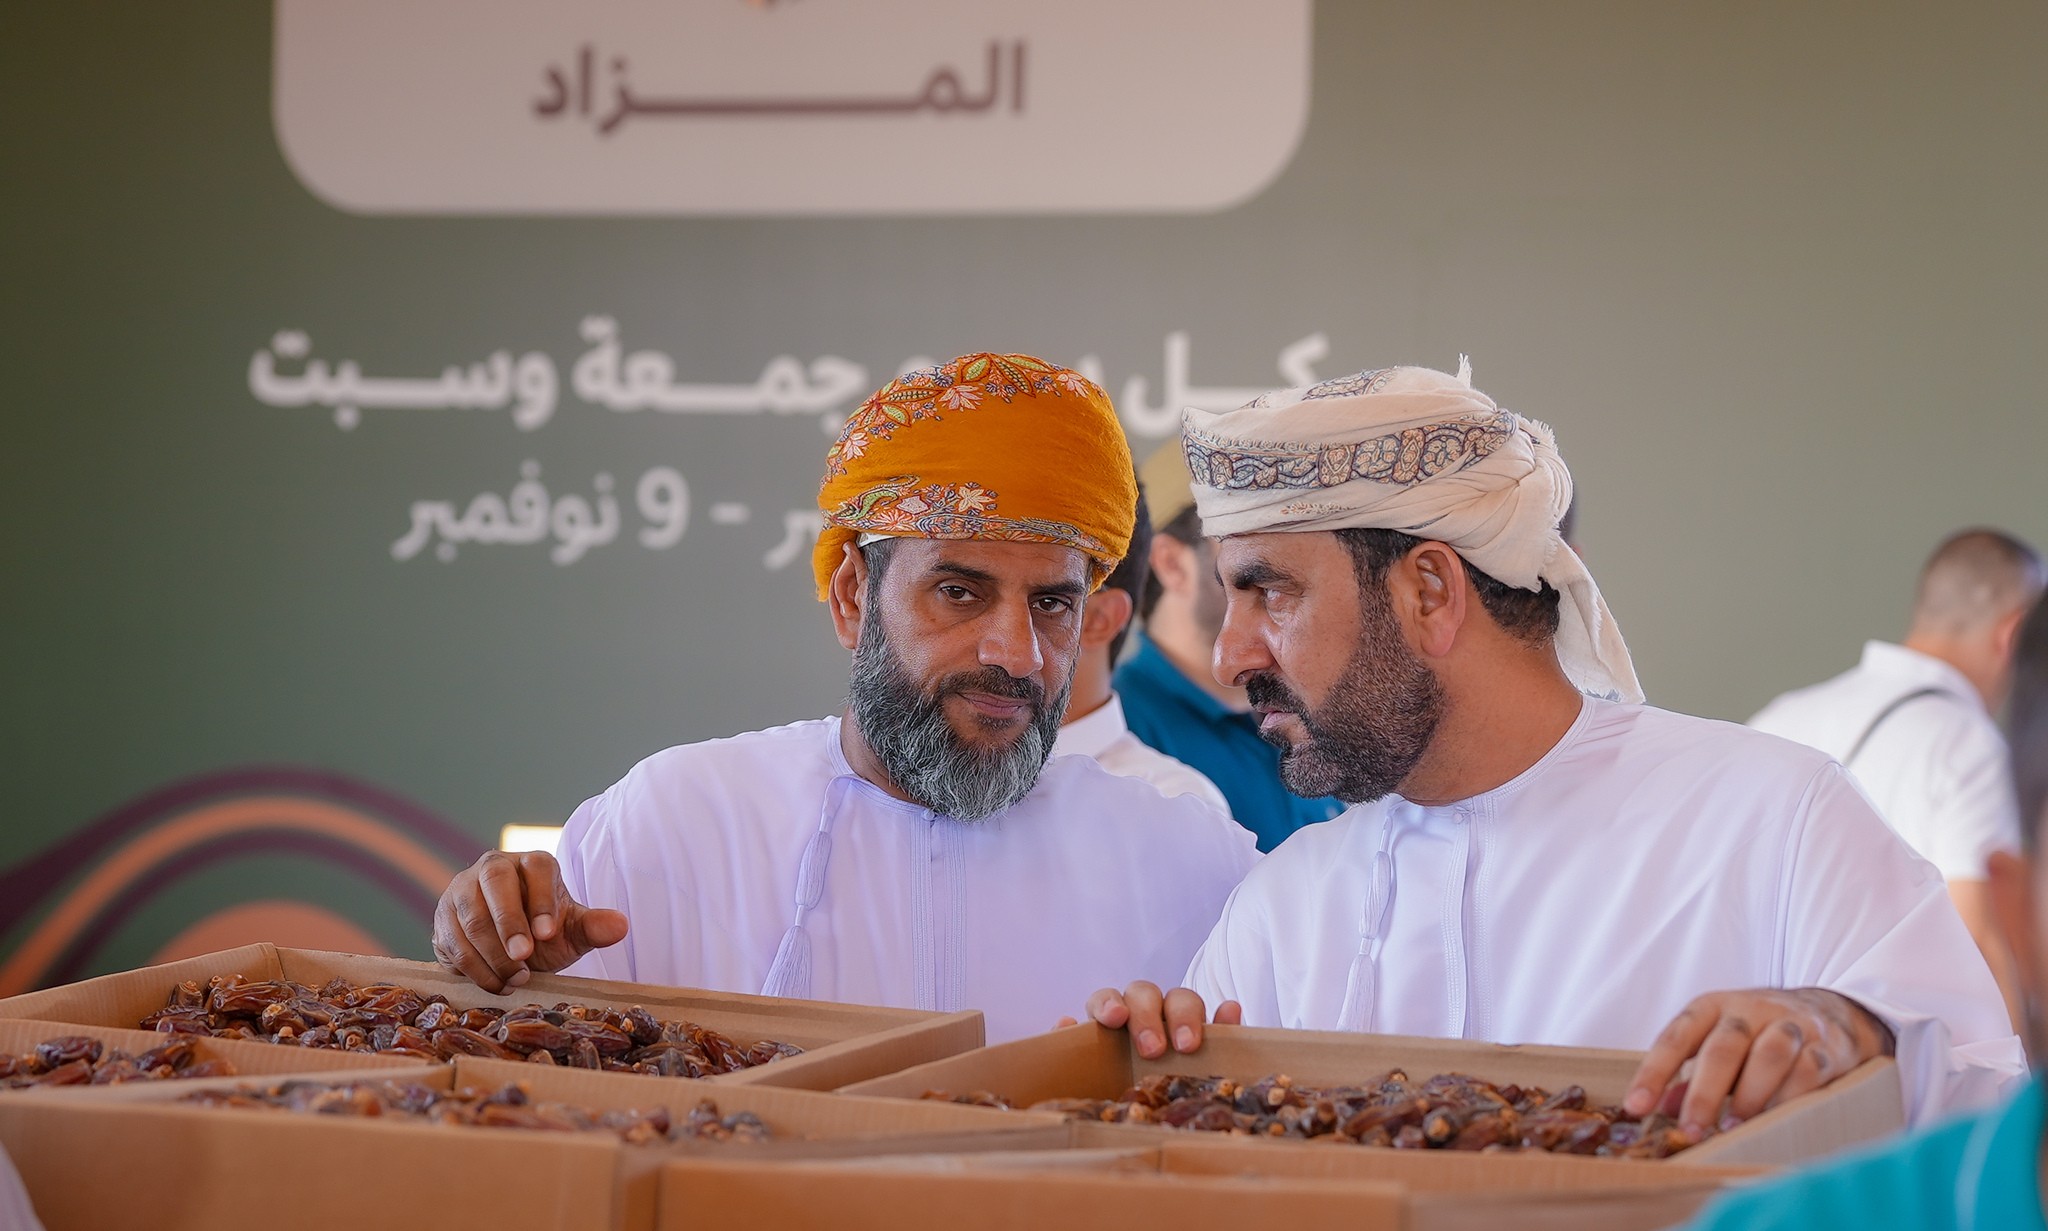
1625,988 -> 1895,1136
431,851 -> 629,993
1066,982 -> 1244,1059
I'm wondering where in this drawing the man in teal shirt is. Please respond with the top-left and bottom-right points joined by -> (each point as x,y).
1686,594 -> 2048,1231
1116,443 -> 1343,851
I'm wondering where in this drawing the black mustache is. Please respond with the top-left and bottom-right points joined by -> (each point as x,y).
936,667 -> 1042,706
1243,672 -> 1303,713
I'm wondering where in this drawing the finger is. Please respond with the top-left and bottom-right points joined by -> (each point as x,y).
1763,1027 -> 1836,1114
1084,988 -> 1130,1029
1213,1000 -> 1244,1026
1727,1017 -> 1806,1122
569,906 -> 629,950
433,906 -> 508,994
517,853 -> 564,942
448,884 -> 520,987
475,854 -> 537,964
1680,1015 -> 1757,1135
1120,982 -> 1169,1059
1160,988 -> 1210,1053
1626,998 -> 1721,1116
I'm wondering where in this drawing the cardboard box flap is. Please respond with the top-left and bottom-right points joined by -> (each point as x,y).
0,1017 -> 431,1090
0,945 -> 985,1092
658,1156 -> 1414,1230
0,1091 -> 629,1231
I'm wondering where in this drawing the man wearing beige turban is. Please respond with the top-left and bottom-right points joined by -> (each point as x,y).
1089,362 -> 2022,1132
432,353 -> 1254,1042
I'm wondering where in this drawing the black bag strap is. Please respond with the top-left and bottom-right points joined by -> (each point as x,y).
1843,688 -> 1954,767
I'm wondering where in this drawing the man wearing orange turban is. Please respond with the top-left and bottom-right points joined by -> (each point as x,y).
432,352 -> 1255,1043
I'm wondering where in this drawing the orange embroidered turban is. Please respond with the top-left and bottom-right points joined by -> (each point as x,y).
813,352 -> 1137,599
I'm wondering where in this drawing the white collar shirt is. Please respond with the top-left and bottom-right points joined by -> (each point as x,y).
557,716 -> 1258,1043
1185,698 -> 2024,1126
1749,641 -> 2019,880
1053,693 -> 1233,818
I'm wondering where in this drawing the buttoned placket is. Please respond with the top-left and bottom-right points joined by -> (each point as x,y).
1441,804 -> 1475,1039
910,809 -> 968,1014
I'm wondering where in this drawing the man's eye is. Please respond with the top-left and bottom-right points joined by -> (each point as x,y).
1034,596 -> 1074,614
938,584 -> 974,601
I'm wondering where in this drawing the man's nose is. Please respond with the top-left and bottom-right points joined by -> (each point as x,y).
1212,602 -> 1274,688
978,601 -> 1045,679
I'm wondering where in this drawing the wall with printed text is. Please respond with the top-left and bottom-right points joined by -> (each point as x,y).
6,0 -> 2047,987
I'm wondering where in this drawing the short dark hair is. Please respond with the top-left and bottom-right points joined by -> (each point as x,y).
1334,527 -> 1561,647
1139,504 -> 1204,622
1102,486 -> 1154,664
2012,595 -> 2048,853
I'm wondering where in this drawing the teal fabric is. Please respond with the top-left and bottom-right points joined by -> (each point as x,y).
1685,1079 -> 2047,1231
1114,634 -> 1343,853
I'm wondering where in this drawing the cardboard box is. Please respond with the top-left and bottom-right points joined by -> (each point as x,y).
839,1022 -> 1904,1167
0,1016 -> 430,1087
0,943 -> 983,1090
659,1137 -> 1763,1231
0,1056 -> 1067,1231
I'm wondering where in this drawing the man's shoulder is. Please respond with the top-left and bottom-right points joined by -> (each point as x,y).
1094,737 -> 1232,814
1748,671 -> 1860,736
1598,702 -> 1837,782
1029,754 -> 1255,862
598,718 -> 841,822
1232,805 -> 1366,891
1115,647 -> 1214,728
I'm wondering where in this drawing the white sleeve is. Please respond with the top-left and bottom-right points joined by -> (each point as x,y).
1183,878 -> 1284,1028
554,789 -> 651,984
1777,763 -> 2027,1124
1922,723 -> 2022,882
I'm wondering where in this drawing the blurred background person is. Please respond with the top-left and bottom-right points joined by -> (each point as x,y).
1684,591 -> 2048,1229
1116,442 -> 1344,851
1751,529 -> 2046,1028
1054,485 -> 1230,814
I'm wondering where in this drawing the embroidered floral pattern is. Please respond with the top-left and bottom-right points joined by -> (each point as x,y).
826,475 -> 1109,555
823,353 -> 1101,478
1183,410 -> 1516,493
1301,368 -> 1395,401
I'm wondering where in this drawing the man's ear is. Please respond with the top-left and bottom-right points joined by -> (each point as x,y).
1400,541 -> 1470,660
1079,588 -> 1135,652
1994,604 -> 2031,665
1988,850 -> 2044,1019
828,543 -> 869,652
1148,535 -> 1194,599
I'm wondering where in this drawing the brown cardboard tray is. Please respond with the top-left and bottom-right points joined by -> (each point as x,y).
839,1021 -> 1904,1167
0,943 -> 983,1090
0,1056 -> 1066,1231
659,1135 -> 1764,1231
0,1016 -> 430,1089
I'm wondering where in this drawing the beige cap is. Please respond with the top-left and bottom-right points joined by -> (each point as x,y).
1138,437 -> 1197,529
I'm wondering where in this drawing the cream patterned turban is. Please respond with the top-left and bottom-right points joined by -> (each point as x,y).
1181,362 -> 1643,703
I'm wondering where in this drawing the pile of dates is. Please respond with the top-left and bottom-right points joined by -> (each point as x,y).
184,1078 -> 771,1145
0,1035 -> 235,1089
139,974 -> 803,1076
927,1070 -> 1705,1159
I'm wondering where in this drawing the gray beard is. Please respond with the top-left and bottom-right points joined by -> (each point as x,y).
846,613 -> 1071,821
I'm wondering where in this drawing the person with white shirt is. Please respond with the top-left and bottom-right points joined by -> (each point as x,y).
1751,529 -> 2045,1027
1054,485 -> 1232,814
1086,362 -> 2023,1132
430,353 -> 1256,1042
